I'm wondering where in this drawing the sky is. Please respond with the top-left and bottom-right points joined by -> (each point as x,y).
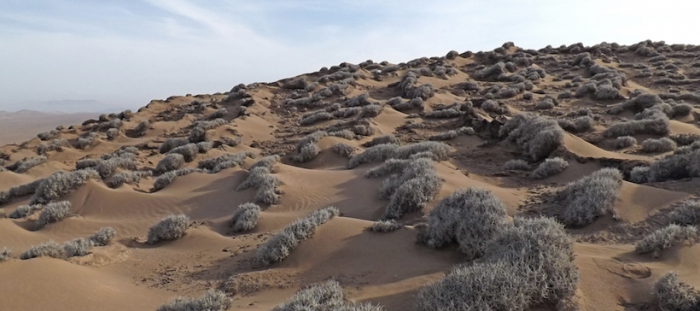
0,0 -> 698,112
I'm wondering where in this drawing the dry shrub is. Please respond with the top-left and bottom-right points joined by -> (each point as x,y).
635,225 -> 699,258
531,157 -> 569,179
231,203 -> 261,232
559,168 -> 623,227
653,273 -> 700,311
156,290 -> 231,311
146,214 -> 190,244
499,113 -> 564,161
256,207 -> 339,265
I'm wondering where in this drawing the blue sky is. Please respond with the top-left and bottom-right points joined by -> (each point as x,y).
0,0 -> 698,111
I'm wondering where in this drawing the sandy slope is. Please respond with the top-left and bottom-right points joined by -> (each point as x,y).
2,41 -> 700,311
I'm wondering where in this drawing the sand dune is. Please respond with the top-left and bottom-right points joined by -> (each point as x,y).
3,40 -> 700,311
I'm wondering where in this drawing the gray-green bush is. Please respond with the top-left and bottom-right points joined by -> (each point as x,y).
419,188 -> 507,259
155,153 -> 185,174
615,136 -> 637,149
635,224 -> 699,258
30,169 -> 100,205
331,143 -> 355,158
255,206 -> 339,265
272,280 -> 383,311
146,214 -> 190,244
642,137 -> 677,153
20,240 -> 63,260
531,157 -> 569,179
559,168 -> 623,227
370,220 -> 403,232
293,131 -> 327,163
152,168 -> 202,192
502,159 -> 531,171
197,151 -> 254,173
653,273 -> 700,311
499,113 -> 564,161
669,200 -> 700,226
156,290 -> 231,311
35,201 -> 72,229
231,203 -> 261,232
89,227 -> 117,246
382,158 -> 443,219
106,170 -> 152,188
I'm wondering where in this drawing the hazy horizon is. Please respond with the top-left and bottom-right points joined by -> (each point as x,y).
1,0 -> 699,112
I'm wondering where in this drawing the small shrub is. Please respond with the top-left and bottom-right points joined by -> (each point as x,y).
559,168 -> 623,227
95,157 -> 137,178
31,170 -> 99,205
531,157 -> 569,179
358,104 -> 383,118
536,97 -> 556,109
499,113 -> 564,161
197,151 -> 254,172
63,237 -> 94,258
231,203 -> 261,232
502,159 -> 530,171
241,155 -> 276,171
636,225 -> 699,258
188,126 -> 208,143
106,170 -> 152,188
642,137 -> 677,153
422,109 -> 462,119
653,273 -> 700,311
603,110 -> 670,137
383,158 -> 443,219
156,154 -> 185,173
168,143 -> 199,162
331,143 -> 355,158
0,248 -> 10,262
156,290 -> 231,311
272,280 -> 343,311
417,261 -> 530,311
106,128 -> 119,140
13,156 -> 47,173
133,120 -> 150,137
0,179 -> 44,206
615,136 -> 637,149
256,207 -> 339,265
8,204 -> 43,219
159,138 -> 189,153
35,201 -> 72,229
669,200 -> 700,226
371,220 -> 403,232
147,214 -> 190,244
20,240 -> 63,260
220,136 -> 241,147
292,131 -> 327,163
482,217 -> 579,307
558,116 -> 594,133
481,100 -> 509,114
428,130 -> 458,141
77,132 -> 98,149
89,227 -> 117,246
419,188 -> 507,259
362,135 -> 399,147
152,168 -> 201,192
300,112 -> 334,126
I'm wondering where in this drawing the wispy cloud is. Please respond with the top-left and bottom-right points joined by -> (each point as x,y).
0,0 -> 698,111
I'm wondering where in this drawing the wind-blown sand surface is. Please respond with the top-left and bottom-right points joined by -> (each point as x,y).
2,40 -> 700,311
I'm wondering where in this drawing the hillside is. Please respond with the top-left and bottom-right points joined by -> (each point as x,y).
2,40 -> 700,311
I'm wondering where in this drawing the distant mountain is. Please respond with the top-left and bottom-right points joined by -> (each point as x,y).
8,99 -> 129,113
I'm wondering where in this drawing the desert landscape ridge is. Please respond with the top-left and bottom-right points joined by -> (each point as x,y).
3,40 -> 700,311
